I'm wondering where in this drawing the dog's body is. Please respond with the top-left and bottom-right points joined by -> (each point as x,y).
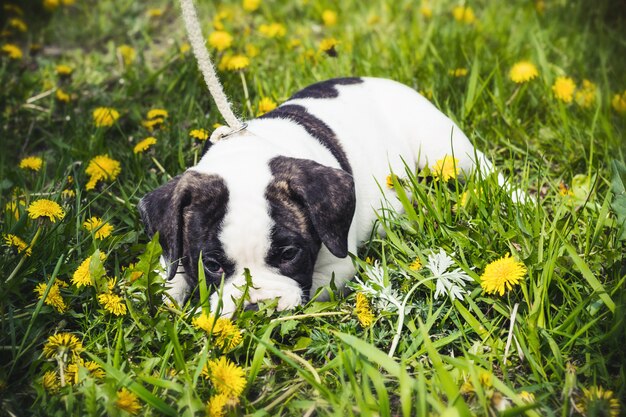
139,77 -> 497,315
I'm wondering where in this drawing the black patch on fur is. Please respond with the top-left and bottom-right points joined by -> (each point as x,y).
267,156 -> 356,260
138,171 -> 233,289
289,77 -> 363,100
201,139 -> 213,156
260,104 -> 352,174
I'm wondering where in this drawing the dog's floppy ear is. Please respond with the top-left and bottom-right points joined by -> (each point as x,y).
138,171 -> 226,279
270,156 -> 356,258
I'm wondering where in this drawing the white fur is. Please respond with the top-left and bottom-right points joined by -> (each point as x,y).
168,77 -> 506,314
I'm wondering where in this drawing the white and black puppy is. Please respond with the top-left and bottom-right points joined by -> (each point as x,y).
138,77 -> 499,315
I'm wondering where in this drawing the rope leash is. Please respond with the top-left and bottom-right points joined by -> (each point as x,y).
179,0 -> 247,143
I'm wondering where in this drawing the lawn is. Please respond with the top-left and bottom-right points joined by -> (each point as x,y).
1,0 -> 625,416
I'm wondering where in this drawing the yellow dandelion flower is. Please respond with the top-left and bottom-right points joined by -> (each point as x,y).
386,174 -> 397,189
519,391 -> 535,404
43,0 -> 60,11
117,44 -> 136,66
577,386 -> 620,417
208,31 -> 233,52
354,293 -> 374,327
322,9 -> 338,26
92,107 -> 120,127
146,108 -> 168,120
206,393 -> 230,417
2,43 -> 23,59
509,61 -> 539,83
43,332 -> 82,359
319,37 -> 339,56
5,199 -> 25,220
258,23 -> 286,38
35,281 -> 68,313
84,361 -> 105,379
257,97 -> 277,116
479,371 -> 492,387
55,89 -> 71,102
141,118 -> 164,131
147,8 -> 163,17
431,155 -> 460,182
179,42 -> 191,54
98,292 -> 127,316
193,313 -> 242,350
3,233 -> 32,256
133,136 -> 157,154
552,76 -> 576,103
420,2 -> 433,18
449,68 -> 468,77
452,5 -> 476,24
612,90 -> 626,114
225,54 -> 249,71
72,252 -> 106,287
19,156 -> 43,171
85,154 -> 121,190
242,0 -> 260,12
575,79 -> 597,108
27,199 -> 65,222
83,216 -> 114,239
8,18 -> 27,32
116,388 -> 142,415
203,356 -> 247,398
61,189 -> 76,199
409,258 -> 422,271
288,38 -> 302,49
245,43 -> 260,58
42,370 -> 60,393
480,254 -> 527,296
190,128 -> 210,141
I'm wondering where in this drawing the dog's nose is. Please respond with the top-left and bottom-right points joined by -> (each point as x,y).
244,303 -> 259,312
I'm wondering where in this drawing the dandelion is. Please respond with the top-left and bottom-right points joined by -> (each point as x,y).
116,388 -> 142,415
117,44 -> 136,66
83,361 -> 105,379
576,386 -> 620,417
431,155 -> 460,181
190,128 -> 209,141
612,90 -> 626,114
452,5 -> 475,24
425,248 -> 473,301
225,54 -> 249,71
258,22 -> 286,38
72,252 -> 106,287
385,174 -> 396,189
147,8 -> 163,17
34,281 -> 68,313
133,136 -> 157,154
552,76 -> 576,103
203,356 -> 247,398
319,37 -> 339,56
242,0 -> 260,12
85,154 -> 121,190
43,333 -> 82,359
519,391 -> 535,404
42,371 -> 60,393
354,293 -> 375,327
83,216 -> 114,239
193,313 -> 242,350
8,18 -> 27,32
98,292 -> 127,316
479,253 -> 527,296
408,258 -> 422,271
245,43 -> 260,58
449,68 -> 468,77
55,89 -> 71,102
179,42 -> 191,54
92,107 -> 120,127
146,108 -> 168,120
208,31 -> 233,51
141,118 -> 164,131
575,79 -> 597,108
3,233 -> 32,256
5,199 -> 25,220
1,43 -> 22,59
257,97 -> 277,115
19,156 -> 43,171
27,199 -> 65,222
61,189 -> 75,199
43,0 -> 60,10
509,61 -> 539,83
322,9 -> 338,26
479,371 -> 493,387
206,393 -> 230,417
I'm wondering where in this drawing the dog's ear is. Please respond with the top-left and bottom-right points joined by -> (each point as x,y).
270,156 -> 356,258
138,171 -> 227,279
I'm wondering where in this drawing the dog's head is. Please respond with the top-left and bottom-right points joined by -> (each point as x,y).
138,155 -> 355,311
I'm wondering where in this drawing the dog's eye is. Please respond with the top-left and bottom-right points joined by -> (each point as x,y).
280,246 -> 300,263
204,260 -> 223,275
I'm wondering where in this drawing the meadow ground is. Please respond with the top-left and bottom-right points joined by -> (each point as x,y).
1,0 -> 626,416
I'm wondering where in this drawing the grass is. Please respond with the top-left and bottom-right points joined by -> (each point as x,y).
1,0 -> 625,415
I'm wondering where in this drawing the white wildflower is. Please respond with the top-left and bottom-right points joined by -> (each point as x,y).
425,248 -> 473,301
351,261 -> 403,311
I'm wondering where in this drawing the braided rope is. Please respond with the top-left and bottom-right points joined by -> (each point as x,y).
179,0 -> 245,141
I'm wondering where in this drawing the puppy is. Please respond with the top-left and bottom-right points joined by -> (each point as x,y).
138,77 -> 500,315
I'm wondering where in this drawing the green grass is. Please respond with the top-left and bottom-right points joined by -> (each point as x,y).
1,0 -> 625,415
